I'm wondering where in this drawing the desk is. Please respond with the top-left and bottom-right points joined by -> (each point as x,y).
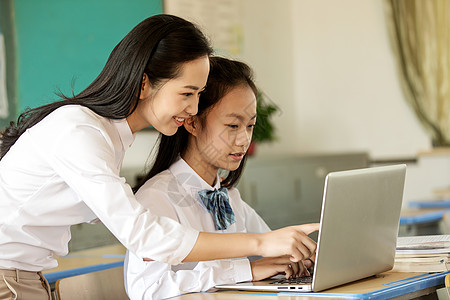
169,271 -> 449,299
409,200 -> 450,209
43,243 -> 126,284
399,208 -> 448,236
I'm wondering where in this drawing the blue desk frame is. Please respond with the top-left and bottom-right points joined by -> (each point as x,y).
43,260 -> 124,283
400,209 -> 449,225
409,200 -> 450,209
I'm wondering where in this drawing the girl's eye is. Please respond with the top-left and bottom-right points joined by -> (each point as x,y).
248,124 -> 255,128
182,93 -> 193,97
227,124 -> 238,129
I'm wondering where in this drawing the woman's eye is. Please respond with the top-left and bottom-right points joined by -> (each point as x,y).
227,124 -> 238,129
182,93 -> 193,97
248,124 -> 255,128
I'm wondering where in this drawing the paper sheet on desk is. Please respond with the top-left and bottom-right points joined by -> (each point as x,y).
396,235 -> 450,255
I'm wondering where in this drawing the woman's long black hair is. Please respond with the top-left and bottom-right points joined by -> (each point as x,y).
0,14 -> 212,159
134,56 -> 258,191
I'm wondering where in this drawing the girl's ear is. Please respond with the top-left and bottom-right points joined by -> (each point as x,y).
141,74 -> 147,90
140,74 -> 151,99
184,117 -> 198,136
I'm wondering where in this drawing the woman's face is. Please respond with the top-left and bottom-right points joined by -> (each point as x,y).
184,84 -> 257,184
127,55 -> 210,135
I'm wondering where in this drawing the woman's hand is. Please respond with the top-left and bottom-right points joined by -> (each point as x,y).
256,223 -> 319,262
183,223 -> 319,263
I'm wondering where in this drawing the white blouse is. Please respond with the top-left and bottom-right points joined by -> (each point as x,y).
0,105 -> 198,271
125,157 -> 271,300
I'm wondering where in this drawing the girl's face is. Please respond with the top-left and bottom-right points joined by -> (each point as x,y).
126,55 -> 210,134
184,84 -> 257,185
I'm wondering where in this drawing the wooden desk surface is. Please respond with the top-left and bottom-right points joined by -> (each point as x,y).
43,243 -> 126,274
400,208 -> 446,217
169,271 -> 448,300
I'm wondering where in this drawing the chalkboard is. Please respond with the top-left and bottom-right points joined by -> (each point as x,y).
12,0 -> 162,116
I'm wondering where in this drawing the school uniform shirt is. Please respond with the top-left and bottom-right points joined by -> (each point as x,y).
0,105 -> 198,271
125,157 -> 271,300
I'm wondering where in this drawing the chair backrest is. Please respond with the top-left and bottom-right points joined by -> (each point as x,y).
55,266 -> 128,300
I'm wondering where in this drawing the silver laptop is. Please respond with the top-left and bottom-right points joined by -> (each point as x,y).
215,164 -> 406,292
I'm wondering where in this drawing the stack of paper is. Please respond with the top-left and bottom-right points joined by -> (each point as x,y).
393,235 -> 450,272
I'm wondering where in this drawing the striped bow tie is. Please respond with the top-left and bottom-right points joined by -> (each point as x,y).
198,187 -> 235,230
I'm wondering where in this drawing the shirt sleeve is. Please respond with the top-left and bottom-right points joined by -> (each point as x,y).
45,121 -> 198,265
126,250 -> 252,300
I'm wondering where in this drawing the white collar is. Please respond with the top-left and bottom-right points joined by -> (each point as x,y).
169,157 -> 221,200
112,118 -> 135,150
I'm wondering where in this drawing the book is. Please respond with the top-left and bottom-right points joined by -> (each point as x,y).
393,235 -> 450,272
396,235 -> 450,255
393,254 -> 450,272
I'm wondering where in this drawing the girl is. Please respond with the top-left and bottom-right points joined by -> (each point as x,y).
125,57 -> 316,300
0,15 -> 317,299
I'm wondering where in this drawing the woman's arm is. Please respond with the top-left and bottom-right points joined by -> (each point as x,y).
184,189 -> 319,262
183,223 -> 319,263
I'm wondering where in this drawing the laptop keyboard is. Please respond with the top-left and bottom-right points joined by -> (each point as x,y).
270,276 -> 313,285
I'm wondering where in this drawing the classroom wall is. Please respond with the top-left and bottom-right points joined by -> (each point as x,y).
7,0 -> 439,201
124,0 -> 432,172
14,0 -> 162,111
235,0 -> 431,160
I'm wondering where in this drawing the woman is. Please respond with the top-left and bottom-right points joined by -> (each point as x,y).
0,14 -> 317,299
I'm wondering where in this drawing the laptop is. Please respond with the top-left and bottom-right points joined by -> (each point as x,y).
215,164 -> 406,292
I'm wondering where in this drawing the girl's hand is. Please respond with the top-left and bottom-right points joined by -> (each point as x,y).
303,257 -> 315,275
287,259 -> 312,278
257,223 -> 319,262
250,256 -> 312,281
250,256 -> 292,281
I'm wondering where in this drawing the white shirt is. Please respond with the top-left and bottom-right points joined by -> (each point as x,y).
0,105 -> 198,271
125,157 -> 271,300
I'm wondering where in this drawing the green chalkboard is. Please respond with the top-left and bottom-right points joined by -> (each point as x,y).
14,0 -> 162,114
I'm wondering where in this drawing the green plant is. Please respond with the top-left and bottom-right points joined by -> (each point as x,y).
252,90 -> 279,143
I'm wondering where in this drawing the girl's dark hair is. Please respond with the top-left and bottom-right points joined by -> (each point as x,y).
134,56 -> 258,191
0,14 -> 212,159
